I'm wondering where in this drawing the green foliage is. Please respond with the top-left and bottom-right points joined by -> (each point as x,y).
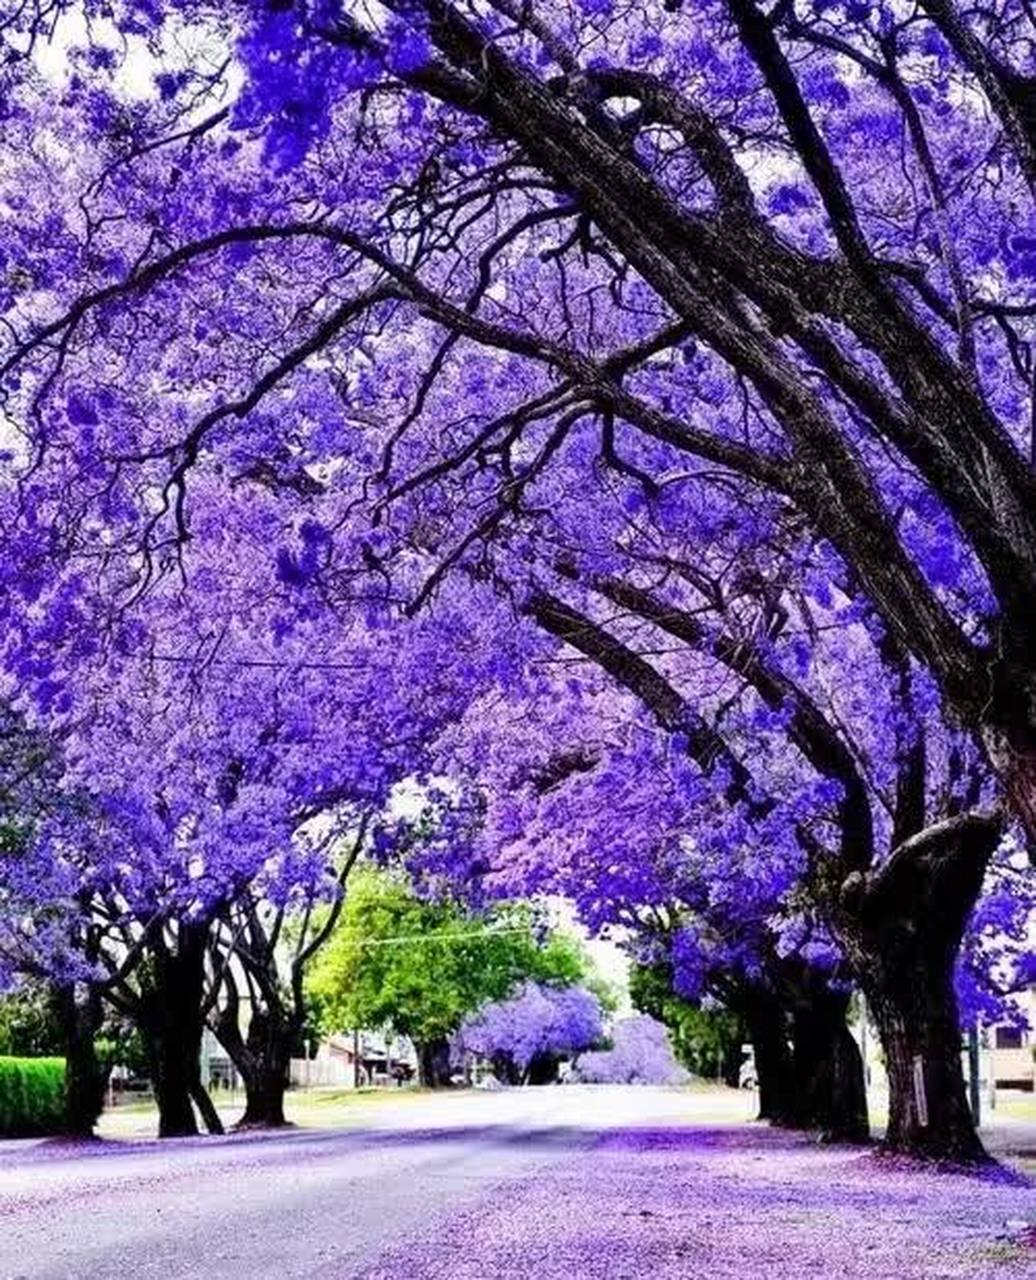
0,984 -> 64,1057
629,963 -> 744,1081
581,968 -> 621,1016
96,1015 -> 149,1077
524,931 -> 588,989
0,983 -> 145,1074
308,866 -> 592,1047
0,1056 -> 65,1136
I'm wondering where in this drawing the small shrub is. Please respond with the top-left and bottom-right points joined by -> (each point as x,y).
0,1056 -> 66,1136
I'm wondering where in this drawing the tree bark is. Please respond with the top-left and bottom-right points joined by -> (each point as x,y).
865,965 -> 982,1161
147,1024 -> 200,1138
739,974 -> 868,1140
838,811 -> 1002,1162
138,923 -> 223,1138
53,982 -> 107,1138
526,1052 -> 560,1085
212,1005 -> 294,1128
741,986 -> 796,1125
190,1074 -> 225,1136
789,986 -> 869,1144
238,1068 -> 289,1128
416,1037 -> 453,1088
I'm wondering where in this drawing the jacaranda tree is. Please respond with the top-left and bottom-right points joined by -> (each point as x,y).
1,0 -> 1035,1161
453,980 -> 604,1084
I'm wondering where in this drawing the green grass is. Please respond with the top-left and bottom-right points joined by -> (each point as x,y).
99,1084 -> 434,1137
996,1092 -> 1036,1123
290,1085 -> 430,1105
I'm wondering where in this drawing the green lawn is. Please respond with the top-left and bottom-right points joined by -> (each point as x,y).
99,1084 -> 430,1135
996,1091 -> 1036,1123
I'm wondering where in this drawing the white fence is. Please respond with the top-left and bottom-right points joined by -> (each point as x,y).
289,1056 -> 354,1088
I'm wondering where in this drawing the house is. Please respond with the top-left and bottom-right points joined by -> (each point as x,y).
289,1031 -> 416,1088
991,986 -> 1036,1092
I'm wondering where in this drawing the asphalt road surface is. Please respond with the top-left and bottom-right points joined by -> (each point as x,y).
0,1086 -> 1033,1280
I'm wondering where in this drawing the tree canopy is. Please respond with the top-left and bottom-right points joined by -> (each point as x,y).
308,866 -> 592,1052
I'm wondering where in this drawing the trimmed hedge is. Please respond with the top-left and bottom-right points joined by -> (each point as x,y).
0,1056 -> 65,1136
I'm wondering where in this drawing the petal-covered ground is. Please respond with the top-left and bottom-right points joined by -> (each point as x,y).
1,1087 -> 1033,1278
357,1123 -> 1036,1279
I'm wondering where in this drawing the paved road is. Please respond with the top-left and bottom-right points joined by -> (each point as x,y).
0,1088 -> 714,1279
0,1087 -> 1033,1279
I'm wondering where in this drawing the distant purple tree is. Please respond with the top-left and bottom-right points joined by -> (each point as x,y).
573,1015 -> 689,1087
454,983 -> 603,1085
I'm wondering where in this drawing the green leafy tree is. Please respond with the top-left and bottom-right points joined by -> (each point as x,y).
308,867 -> 592,1085
0,983 -> 63,1058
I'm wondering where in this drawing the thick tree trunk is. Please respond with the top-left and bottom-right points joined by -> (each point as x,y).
148,1028 -> 200,1138
741,989 -> 796,1125
416,1037 -> 453,1087
53,982 -> 107,1138
210,1004 -> 294,1129
237,1023 -> 291,1128
526,1053 -> 560,1085
865,963 -> 982,1161
740,974 -> 867,1141
838,811 -> 1002,1162
238,1071 -> 289,1127
139,923 -> 223,1138
790,988 -> 869,1144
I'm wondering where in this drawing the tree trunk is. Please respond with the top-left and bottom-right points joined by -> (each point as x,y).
741,987 -> 796,1125
865,963 -> 982,1161
238,1070 -> 289,1127
790,988 -> 869,1144
210,999 -> 295,1129
416,1037 -> 453,1088
190,1074 -> 225,1136
53,982 -> 107,1138
148,1026 -> 200,1138
527,1053 -> 560,1085
838,811 -> 1001,1162
489,1051 -> 522,1086
240,1019 -> 292,1128
139,923 -> 223,1138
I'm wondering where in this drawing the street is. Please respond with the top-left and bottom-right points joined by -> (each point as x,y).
0,1087 -> 1033,1279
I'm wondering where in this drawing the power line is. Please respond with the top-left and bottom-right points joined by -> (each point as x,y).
333,924 -> 539,950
